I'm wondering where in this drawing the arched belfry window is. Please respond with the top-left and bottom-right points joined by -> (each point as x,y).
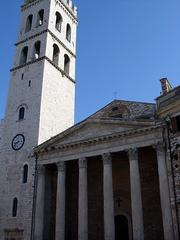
55,12 -> 63,32
20,46 -> 28,65
25,14 -> 33,32
52,44 -> 60,65
18,107 -> 25,120
12,198 -> 18,217
33,41 -> 41,60
66,24 -> 71,42
64,54 -> 70,75
37,9 -> 44,27
23,164 -> 28,183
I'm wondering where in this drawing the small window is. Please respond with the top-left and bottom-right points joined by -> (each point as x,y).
171,115 -> 180,133
112,107 -> 118,111
64,54 -> 70,75
55,12 -> 63,32
28,80 -> 31,87
66,24 -> 71,42
19,107 -> 25,120
52,44 -> 60,65
20,46 -> 28,65
37,9 -> 44,27
23,164 -> 28,183
12,198 -> 18,217
25,14 -> 33,32
33,41 -> 41,60
21,73 -> 24,80
176,115 -> 180,132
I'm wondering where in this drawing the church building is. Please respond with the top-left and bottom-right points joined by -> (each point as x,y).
0,0 -> 179,240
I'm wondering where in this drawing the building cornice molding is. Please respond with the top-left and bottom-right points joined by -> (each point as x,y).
21,0 -> 78,22
21,0 -> 44,11
55,0 -> 78,22
10,56 -> 75,83
15,29 -> 76,58
34,125 -> 164,155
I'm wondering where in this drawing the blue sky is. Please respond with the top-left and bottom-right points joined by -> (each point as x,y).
0,0 -> 180,123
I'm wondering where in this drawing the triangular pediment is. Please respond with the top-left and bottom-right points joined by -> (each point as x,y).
36,99 -> 156,151
52,119 -> 155,146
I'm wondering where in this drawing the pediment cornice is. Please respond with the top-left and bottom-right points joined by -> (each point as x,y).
34,124 -> 163,155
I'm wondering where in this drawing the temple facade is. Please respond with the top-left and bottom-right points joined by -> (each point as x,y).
0,0 -> 180,239
33,81 -> 180,240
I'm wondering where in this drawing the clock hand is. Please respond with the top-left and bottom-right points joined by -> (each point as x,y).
14,140 -> 20,146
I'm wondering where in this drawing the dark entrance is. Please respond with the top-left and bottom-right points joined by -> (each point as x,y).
115,215 -> 129,240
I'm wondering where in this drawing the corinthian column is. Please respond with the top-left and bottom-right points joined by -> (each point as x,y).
78,157 -> 88,240
128,148 -> 144,240
102,153 -> 115,240
34,164 -> 45,240
154,142 -> 174,240
55,162 -> 66,240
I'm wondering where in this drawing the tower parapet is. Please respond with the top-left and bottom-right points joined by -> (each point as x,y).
23,0 -> 77,17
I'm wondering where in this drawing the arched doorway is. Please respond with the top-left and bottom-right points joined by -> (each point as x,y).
115,215 -> 129,240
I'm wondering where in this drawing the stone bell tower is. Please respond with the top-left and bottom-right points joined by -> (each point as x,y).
0,0 -> 77,239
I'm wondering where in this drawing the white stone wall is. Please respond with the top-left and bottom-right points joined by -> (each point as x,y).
0,0 -> 77,239
48,0 -> 77,54
17,0 -> 51,43
38,60 -> 75,144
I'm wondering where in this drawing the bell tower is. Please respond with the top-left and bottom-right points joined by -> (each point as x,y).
0,0 -> 77,239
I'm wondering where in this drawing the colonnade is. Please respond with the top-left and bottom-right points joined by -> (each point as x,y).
34,143 -> 174,240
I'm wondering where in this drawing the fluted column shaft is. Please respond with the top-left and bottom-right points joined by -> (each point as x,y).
155,143 -> 174,240
128,148 -> 144,240
102,153 -> 115,240
34,164 -> 45,240
55,162 -> 66,240
78,157 -> 88,240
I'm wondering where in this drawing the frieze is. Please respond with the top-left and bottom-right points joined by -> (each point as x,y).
34,124 -> 163,156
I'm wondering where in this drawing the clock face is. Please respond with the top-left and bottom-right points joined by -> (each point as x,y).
11,134 -> 25,151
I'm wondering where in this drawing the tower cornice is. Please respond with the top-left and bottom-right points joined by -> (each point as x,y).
15,29 -> 76,58
21,0 -> 78,22
10,56 -> 76,84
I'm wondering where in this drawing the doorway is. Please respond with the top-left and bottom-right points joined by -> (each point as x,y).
115,215 -> 129,240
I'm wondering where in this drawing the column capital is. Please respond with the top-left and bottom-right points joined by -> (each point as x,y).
153,141 -> 165,153
128,147 -> 138,160
79,157 -> 87,169
102,152 -> 112,165
57,161 -> 66,172
37,164 -> 45,175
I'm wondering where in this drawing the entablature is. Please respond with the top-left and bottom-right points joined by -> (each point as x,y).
34,125 -> 164,163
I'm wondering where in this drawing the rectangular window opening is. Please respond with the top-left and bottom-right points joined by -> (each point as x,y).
176,115 -> 180,132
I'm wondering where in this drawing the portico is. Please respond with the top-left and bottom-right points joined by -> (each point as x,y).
33,100 -> 175,240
